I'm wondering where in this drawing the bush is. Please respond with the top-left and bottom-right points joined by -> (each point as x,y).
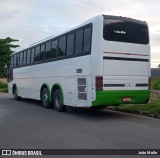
0,81 -> 8,93
151,77 -> 160,90
0,82 -> 7,88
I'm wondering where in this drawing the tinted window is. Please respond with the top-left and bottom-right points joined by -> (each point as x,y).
83,27 -> 91,53
31,48 -> 35,64
17,54 -> 20,66
40,44 -> 45,60
58,36 -> 66,57
46,41 -> 52,59
75,29 -> 83,54
103,18 -> 149,44
35,46 -> 40,62
11,24 -> 92,67
23,51 -> 27,65
26,49 -> 31,64
52,40 -> 57,58
10,57 -> 14,67
66,33 -> 74,56
20,52 -> 23,66
13,55 -> 16,67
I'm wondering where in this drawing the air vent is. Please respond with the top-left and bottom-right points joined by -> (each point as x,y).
77,78 -> 87,100
78,93 -> 87,100
77,78 -> 86,85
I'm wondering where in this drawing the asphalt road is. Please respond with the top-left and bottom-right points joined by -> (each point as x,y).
0,93 -> 160,158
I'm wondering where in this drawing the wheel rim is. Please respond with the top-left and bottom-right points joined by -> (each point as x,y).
42,90 -> 49,106
55,94 -> 61,108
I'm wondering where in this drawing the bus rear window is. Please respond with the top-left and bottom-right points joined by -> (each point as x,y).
103,18 -> 149,44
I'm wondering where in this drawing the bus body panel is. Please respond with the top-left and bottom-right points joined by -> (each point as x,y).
91,15 -> 150,106
9,55 -> 92,107
92,90 -> 150,106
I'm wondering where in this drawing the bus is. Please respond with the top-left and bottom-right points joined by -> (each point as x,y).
7,15 -> 150,112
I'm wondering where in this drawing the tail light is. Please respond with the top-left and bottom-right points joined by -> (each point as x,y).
148,77 -> 151,90
96,76 -> 103,91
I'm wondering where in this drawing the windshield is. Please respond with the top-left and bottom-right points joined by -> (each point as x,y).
103,17 -> 149,44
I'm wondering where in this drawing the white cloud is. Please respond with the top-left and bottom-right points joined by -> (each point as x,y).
0,0 -> 159,67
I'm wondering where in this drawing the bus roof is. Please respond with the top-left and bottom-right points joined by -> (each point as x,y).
11,14 -> 147,56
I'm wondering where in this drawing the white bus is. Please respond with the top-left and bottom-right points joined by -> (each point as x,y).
7,15 -> 150,112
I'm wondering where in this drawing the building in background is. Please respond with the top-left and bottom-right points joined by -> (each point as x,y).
151,68 -> 160,78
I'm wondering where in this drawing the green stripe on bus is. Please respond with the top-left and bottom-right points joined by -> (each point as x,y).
92,90 -> 150,106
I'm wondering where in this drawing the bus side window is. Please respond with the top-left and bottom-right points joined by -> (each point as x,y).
13,55 -> 17,67
16,54 -> 20,67
31,48 -> 35,64
35,46 -> 40,62
27,49 -> 31,64
66,33 -> 74,56
40,44 -> 45,61
75,29 -> 83,54
58,36 -> 66,57
83,26 -> 92,53
45,41 -> 52,59
20,52 -> 23,66
10,56 -> 13,67
52,40 -> 57,58
23,51 -> 27,65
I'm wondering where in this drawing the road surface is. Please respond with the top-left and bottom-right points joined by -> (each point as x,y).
0,93 -> 160,157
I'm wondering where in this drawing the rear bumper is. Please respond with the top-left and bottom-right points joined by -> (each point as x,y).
92,90 -> 150,106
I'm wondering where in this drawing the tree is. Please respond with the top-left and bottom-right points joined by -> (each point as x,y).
0,37 -> 19,78
158,64 -> 160,68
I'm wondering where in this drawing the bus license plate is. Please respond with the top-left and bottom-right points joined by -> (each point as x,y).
123,97 -> 132,102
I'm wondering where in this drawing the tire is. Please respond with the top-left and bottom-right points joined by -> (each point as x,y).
13,86 -> 21,100
41,88 -> 51,108
53,89 -> 66,112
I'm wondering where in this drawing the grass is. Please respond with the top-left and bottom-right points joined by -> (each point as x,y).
114,99 -> 160,118
0,81 -> 8,93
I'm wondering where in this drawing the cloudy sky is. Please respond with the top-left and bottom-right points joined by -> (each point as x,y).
0,0 -> 160,67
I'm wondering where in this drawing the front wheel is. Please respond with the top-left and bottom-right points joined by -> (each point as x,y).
53,89 -> 66,112
13,87 -> 21,100
41,88 -> 51,108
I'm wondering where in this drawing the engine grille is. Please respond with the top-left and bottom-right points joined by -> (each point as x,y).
77,78 -> 87,100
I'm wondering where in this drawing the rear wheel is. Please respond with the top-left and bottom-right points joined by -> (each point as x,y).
41,88 -> 51,108
53,89 -> 66,112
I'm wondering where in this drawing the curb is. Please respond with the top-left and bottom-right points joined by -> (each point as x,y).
107,108 -> 160,119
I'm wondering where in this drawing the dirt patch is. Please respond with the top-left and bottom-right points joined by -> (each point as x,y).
0,78 -> 7,83
150,90 -> 160,101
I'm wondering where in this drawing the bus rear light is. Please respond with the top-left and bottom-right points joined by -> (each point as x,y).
96,76 -> 103,91
149,77 -> 151,90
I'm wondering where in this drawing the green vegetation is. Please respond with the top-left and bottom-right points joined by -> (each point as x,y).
113,90 -> 160,118
111,79 -> 160,118
0,37 -> 19,78
115,100 -> 160,117
151,77 -> 160,90
0,81 -> 8,93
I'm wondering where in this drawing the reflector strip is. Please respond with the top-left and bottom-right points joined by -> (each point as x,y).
104,52 -> 149,56
103,56 -> 149,62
